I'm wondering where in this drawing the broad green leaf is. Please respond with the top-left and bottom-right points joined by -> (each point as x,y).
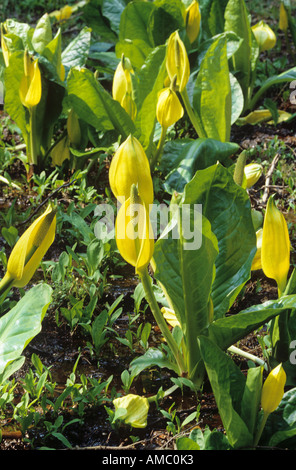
193,35 -> 232,142
230,73 -> 244,124
163,138 -> 239,194
249,66 -> 296,110
119,1 -> 155,47
224,0 -> 252,105
0,356 -> 25,384
4,51 -> 29,147
153,209 -> 218,382
115,39 -> 153,69
32,13 -> 52,54
240,366 -> 263,437
134,45 -> 167,150
82,0 -> 117,42
208,0 -> 229,36
101,0 -> 126,34
130,347 -> 179,376
0,284 -> 52,379
183,163 -> 256,318
176,437 -> 200,450
207,294 -> 296,351
198,335 -> 254,449
67,67 -> 136,139
147,0 -> 185,46
42,29 -> 63,80
61,27 -> 91,69
262,387 -> 296,449
4,19 -> 32,50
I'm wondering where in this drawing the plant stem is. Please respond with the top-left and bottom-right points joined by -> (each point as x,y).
29,106 -> 38,171
253,410 -> 269,447
139,268 -> 186,376
0,274 -> 14,301
228,345 -> 268,370
180,87 -> 205,138
150,125 -> 167,172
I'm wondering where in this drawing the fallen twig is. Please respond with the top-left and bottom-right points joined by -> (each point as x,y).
16,178 -> 78,227
261,153 -> 280,204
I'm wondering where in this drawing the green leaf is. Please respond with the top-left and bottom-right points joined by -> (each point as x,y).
198,335 -> 254,449
61,27 -> 91,69
0,284 -> 52,381
82,0 -> 117,42
183,163 -> 256,318
101,0 -> 126,34
129,348 -> 179,376
262,387 -> 296,449
193,35 -> 232,142
176,437 -> 200,450
134,45 -> 167,150
147,0 -> 185,46
153,209 -> 218,382
32,13 -> 52,54
115,39 -> 153,69
249,66 -> 296,110
224,0 -> 252,105
119,1 -> 155,46
67,67 -> 136,139
163,138 -> 239,194
208,294 -> 296,351
4,51 -> 29,147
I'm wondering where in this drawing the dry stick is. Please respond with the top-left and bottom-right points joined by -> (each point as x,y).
16,178 -> 78,228
261,153 -> 280,204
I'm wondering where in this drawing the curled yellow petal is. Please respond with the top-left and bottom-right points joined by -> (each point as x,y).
244,163 -> 263,189
279,3 -> 288,32
1,204 -> 56,289
109,135 -> 154,206
19,52 -> 42,108
251,228 -> 263,271
185,1 -> 201,44
252,20 -> 276,52
113,394 -> 149,428
166,31 -> 190,92
156,87 -> 184,128
51,135 -> 70,166
261,363 -> 286,414
112,56 -> 136,119
261,196 -> 290,296
115,192 -> 154,274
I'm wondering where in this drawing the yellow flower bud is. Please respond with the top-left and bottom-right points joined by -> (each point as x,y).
261,196 -> 290,296
112,55 -> 136,119
115,187 -> 154,274
0,204 -> 56,291
50,5 -> 73,22
1,24 -> 10,67
251,228 -> 263,271
279,3 -> 288,32
185,1 -> 201,44
109,135 -> 154,206
67,109 -> 81,147
166,31 -> 190,92
244,163 -> 263,189
156,87 -> 184,129
261,363 -> 286,414
51,135 -> 70,166
19,50 -> 42,108
251,20 -> 276,52
113,394 -> 149,428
